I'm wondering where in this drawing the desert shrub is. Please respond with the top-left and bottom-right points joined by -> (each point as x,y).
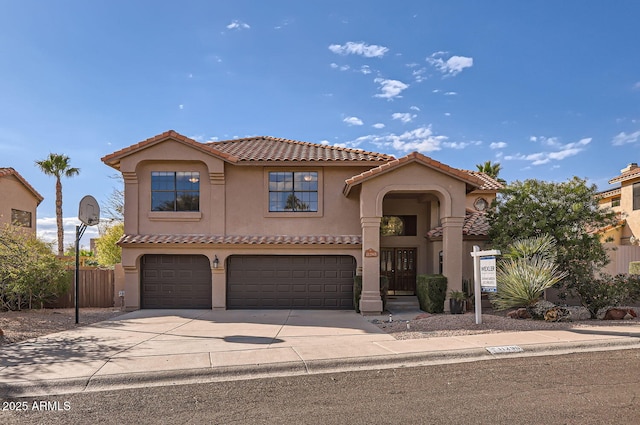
629,261 -> 640,275
0,225 -> 70,310
416,274 -> 447,313
490,235 -> 567,311
577,273 -> 640,318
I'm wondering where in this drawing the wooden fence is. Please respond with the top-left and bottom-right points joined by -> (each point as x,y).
46,268 -> 115,308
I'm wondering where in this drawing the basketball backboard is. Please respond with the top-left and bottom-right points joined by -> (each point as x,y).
78,195 -> 100,226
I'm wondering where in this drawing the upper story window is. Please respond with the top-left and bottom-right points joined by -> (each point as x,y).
634,183 -> 640,211
151,171 -> 200,212
11,209 -> 32,228
269,171 -> 318,212
612,197 -> 621,208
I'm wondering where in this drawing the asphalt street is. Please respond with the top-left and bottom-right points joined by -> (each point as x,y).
2,349 -> 639,425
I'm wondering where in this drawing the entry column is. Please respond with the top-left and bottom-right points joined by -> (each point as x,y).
360,216 -> 383,314
441,216 -> 465,297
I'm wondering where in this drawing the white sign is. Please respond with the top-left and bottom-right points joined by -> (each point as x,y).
480,256 -> 497,292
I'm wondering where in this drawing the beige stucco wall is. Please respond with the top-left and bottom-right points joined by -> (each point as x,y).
0,174 -> 39,235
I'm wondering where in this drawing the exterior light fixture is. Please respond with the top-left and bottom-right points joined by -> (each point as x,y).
189,177 -> 199,183
213,255 -> 219,269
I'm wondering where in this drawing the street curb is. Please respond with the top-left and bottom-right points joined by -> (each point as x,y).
2,336 -> 639,398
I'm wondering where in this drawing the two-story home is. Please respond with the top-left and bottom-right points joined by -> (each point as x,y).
0,167 -> 44,235
102,130 -> 501,314
597,163 -> 640,245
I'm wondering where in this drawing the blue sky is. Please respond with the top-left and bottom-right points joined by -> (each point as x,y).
1,1 -> 639,247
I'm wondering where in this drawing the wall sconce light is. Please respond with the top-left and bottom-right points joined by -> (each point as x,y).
213,255 -> 219,269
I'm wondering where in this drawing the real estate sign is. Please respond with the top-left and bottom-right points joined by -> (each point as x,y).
480,256 -> 497,292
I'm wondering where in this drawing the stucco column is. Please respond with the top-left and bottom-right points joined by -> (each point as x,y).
212,266 -> 226,310
122,265 -> 140,311
442,216 -> 465,298
122,172 -> 138,234
360,216 -> 383,315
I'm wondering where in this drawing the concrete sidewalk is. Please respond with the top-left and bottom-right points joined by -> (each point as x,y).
2,309 -> 640,398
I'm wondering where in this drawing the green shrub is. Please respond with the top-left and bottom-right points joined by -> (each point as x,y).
416,274 -> 447,313
629,262 -> 640,275
578,273 -> 640,318
353,275 -> 389,313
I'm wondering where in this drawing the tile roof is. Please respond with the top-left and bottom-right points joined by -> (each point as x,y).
208,136 -> 393,163
426,211 -> 490,240
344,151 -> 486,196
609,166 -> 640,184
102,130 -> 393,169
596,188 -> 621,199
0,167 -> 44,204
118,234 -> 362,245
462,171 -> 505,191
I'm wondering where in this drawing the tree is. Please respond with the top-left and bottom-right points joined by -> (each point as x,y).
487,178 -> 619,316
95,222 -> 124,266
476,160 -> 506,183
35,153 -> 80,256
103,174 -> 124,222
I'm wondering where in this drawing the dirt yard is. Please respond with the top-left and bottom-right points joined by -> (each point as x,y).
0,308 -> 125,345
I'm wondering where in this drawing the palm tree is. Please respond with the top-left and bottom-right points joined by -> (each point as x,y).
476,160 -> 506,183
35,153 -> 80,256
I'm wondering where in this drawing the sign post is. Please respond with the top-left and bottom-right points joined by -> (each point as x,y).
471,245 -> 501,325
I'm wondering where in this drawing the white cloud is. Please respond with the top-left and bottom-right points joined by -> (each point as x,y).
427,52 -> 474,77
444,112 -> 451,116
374,78 -> 409,99
227,20 -> 250,30
531,136 -> 560,147
37,216 -> 99,249
328,41 -> 389,58
330,63 -> 350,71
178,104 -> 184,110
633,82 -> 640,90
612,130 -> 640,146
359,65 -> 372,75
410,106 -> 420,111
443,142 -> 470,149
490,142 -> 508,149
348,126 -> 447,153
444,91 -> 457,96
392,112 -> 416,123
372,123 -> 385,129
504,138 -> 591,165
343,116 -> 364,126
411,67 -> 427,82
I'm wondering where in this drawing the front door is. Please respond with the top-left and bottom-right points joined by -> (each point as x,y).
380,248 -> 417,294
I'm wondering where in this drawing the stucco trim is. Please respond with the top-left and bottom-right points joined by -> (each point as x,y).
375,184 -> 452,217
148,211 -> 203,222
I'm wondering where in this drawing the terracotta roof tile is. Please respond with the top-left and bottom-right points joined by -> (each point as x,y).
102,130 -> 393,169
462,171 -> 505,191
344,152 -> 485,195
207,136 -> 393,162
426,211 -> 490,240
609,166 -> 640,184
118,234 -> 362,245
0,167 -> 44,204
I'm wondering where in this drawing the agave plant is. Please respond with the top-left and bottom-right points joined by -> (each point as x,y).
491,234 -> 568,311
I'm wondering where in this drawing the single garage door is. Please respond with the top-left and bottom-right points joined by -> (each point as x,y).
141,254 -> 212,309
227,255 -> 356,309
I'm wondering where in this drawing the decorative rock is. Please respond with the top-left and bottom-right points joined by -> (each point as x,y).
603,308 -> 638,320
528,300 -> 557,320
414,313 -> 432,320
507,308 -> 531,319
565,306 -> 591,321
0,328 -> 3,337
544,307 -> 570,322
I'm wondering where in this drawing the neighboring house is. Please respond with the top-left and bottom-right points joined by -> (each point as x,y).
596,163 -> 640,275
102,130 -> 502,313
0,167 -> 44,235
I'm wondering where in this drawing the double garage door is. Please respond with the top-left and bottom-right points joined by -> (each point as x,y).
227,255 -> 356,309
140,254 -> 356,310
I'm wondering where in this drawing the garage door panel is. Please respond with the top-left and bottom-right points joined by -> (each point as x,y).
141,255 -> 212,309
227,255 -> 355,309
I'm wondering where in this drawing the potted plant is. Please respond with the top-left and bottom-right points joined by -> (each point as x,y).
449,290 -> 467,314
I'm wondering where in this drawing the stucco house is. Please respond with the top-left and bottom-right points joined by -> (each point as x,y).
0,167 -> 43,235
596,163 -> 640,275
102,130 -> 502,313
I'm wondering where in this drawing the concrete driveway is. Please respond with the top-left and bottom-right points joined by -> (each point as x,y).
2,309 -> 640,398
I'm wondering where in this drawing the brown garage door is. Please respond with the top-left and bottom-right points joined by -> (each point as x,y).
227,255 -> 355,309
141,254 -> 212,309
